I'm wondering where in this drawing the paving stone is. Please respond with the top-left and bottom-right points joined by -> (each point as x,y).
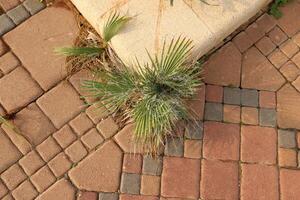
243,48 -> 286,91
119,195 -> 158,200
280,169 -> 300,200
232,31 -> 253,53
141,175 -> 160,196
0,0 -> 19,11
19,150 -> 44,176
12,180 -> 38,200
204,42 -> 241,87
224,87 -> 241,105
293,76 -> 300,92
0,181 -> 8,199
120,173 -> 141,194
255,36 -> 276,55
86,103 -> 109,124
292,51 -> 300,68
3,7 -> 78,90
1,122 -> 32,155
241,89 -> 258,107
268,48 -> 289,69
241,107 -> 258,125
164,138 -> 184,157
23,0 -> 45,15
278,148 -> 297,167
2,194 -> 13,200
7,5 -> 30,25
30,166 -> 56,192
184,139 -> 202,159
204,102 -> 223,121
256,13 -> 276,33
278,129 -> 296,149
276,0 -> 300,37
298,151 -> 300,167
69,112 -> 93,136
259,108 -> 277,127
37,83 -> 84,129
203,121 -> 240,161
98,193 -> 119,200
0,52 -> 20,74
185,120 -> 203,139
0,67 -> 43,113
280,39 -> 299,58
278,84 -> 300,130
259,91 -> 276,108
241,164 -> 278,200
53,124 -> 77,149
77,191 -> 98,200
223,105 -> 240,123
96,117 -> 119,139
0,128 -> 22,173
48,152 -> 72,177
142,155 -> 162,176
241,126 -> 277,164
293,32 -> 300,46
65,140 -> 87,163
186,86 -> 206,120
162,157 -> 200,199
114,124 -> 143,154
69,141 -> 122,192
36,136 -> 61,162
1,164 -> 26,190
279,61 -> 300,82
123,154 -> 142,174
205,84 -> 223,102
268,26 -> 288,46
35,179 -> 76,200
0,39 -> 8,56
245,22 -> 264,43
0,14 -> 15,36
11,103 -> 56,146
200,159 -> 238,200
81,128 -> 104,150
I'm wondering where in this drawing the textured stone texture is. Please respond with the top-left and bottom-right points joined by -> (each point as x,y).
7,5 -> 30,25
161,157 -> 200,199
141,175 -> 160,196
3,7 -> 78,90
164,138 -> 184,157
223,105 -> 241,123
12,180 -> 38,200
0,52 -> 20,74
204,102 -> 223,121
81,128 -> 104,149
69,113 -> 93,136
1,164 -> 26,190
19,150 -> 44,176
69,141 -> 122,192
48,152 -> 72,177
123,154 -> 142,174
278,129 -> 296,149
36,136 -> 61,162
30,166 -> 56,192
224,87 -> 241,105
142,156 -> 163,176
120,173 -> 141,194
0,15 -> 15,36
53,125 -> 77,149
65,141 -> 87,163
278,148 -> 297,167
280,169 -> 300,200
23,0 -> 45,15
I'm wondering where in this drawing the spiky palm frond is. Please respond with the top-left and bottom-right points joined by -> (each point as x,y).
54,47 -> 103,57
103,11 -> 132,43
83,37 -> 202,152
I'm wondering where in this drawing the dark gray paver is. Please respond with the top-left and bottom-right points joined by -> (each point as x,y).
142,155 -> 162,176
224,87 -> 241,105
278,129 -> 296,148
241,89 -> 259,107
185,121 -> 203,139
23,0 -> 45,15
7,5 -> 30,25
164,138 -> 184,157
259,108 -> 276,127
98,192 -> 119,200
0,14 -> 15,36
120,173 -> 141,194
204,102 -> 223,121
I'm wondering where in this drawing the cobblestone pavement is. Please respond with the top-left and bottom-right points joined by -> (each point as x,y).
1,1 -> 300,200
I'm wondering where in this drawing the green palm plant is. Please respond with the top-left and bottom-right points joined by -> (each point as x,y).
83,37 -> 202,152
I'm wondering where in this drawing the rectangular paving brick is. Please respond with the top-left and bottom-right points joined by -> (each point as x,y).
259,91 -> 276,108
48,152 -> 72,177
30,166 -> 56,192
164,138 -> 184,157
99,192 -> 119,200
123,154 -> 142,174
241,107 -> 258,125
280,169 -> 300,200
0,14 -> 15,36
0,0 -> 20,11
7,5 -> 30,25
200,159 -> 238,200
80,128 -> 104,150
36,136 -> 62,162
185,120 -> 203,139
0,181 -> 8,199
120,173 -> 141,195
23,0 -> 45,15
0,52 -> 20,74
142,155 -> 162,176
65,140 -> 87,163
0,67 -> 42,113
53,125 -> 77,149
12,180 -> 38,200
224,87 -> 241,105
1,164 -> 26,190
19,150 -> 44,176
278,148 -> 297,167
184,139 -> 202,159
278,129 -> 296,148
241,89 -> 258,107
259,108 -> 277,127
141,175 -> 160,196
69,112 -> 94,136
223,105 -> 241,123
37,83 -> 84,129
204,102 -> 223,121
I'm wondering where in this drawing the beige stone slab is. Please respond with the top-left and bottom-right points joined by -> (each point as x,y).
71,0 -> 271,66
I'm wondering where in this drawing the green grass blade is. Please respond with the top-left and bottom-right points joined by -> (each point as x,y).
54,47 -> 103,57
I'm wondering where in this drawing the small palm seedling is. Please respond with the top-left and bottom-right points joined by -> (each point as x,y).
83,37 -> 202,152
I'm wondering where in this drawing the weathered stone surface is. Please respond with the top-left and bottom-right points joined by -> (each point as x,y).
277,84 -> 300,129
0,128 -> 21,173
69,141 -> 122,192
242,47 -> 285,91
204,43 -> 241,87
36,179 -> 76,200
3,7 -> 78,90
280,169 -> 300,200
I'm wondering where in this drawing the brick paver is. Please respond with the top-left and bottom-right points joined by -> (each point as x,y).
1,2 -> 300,199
